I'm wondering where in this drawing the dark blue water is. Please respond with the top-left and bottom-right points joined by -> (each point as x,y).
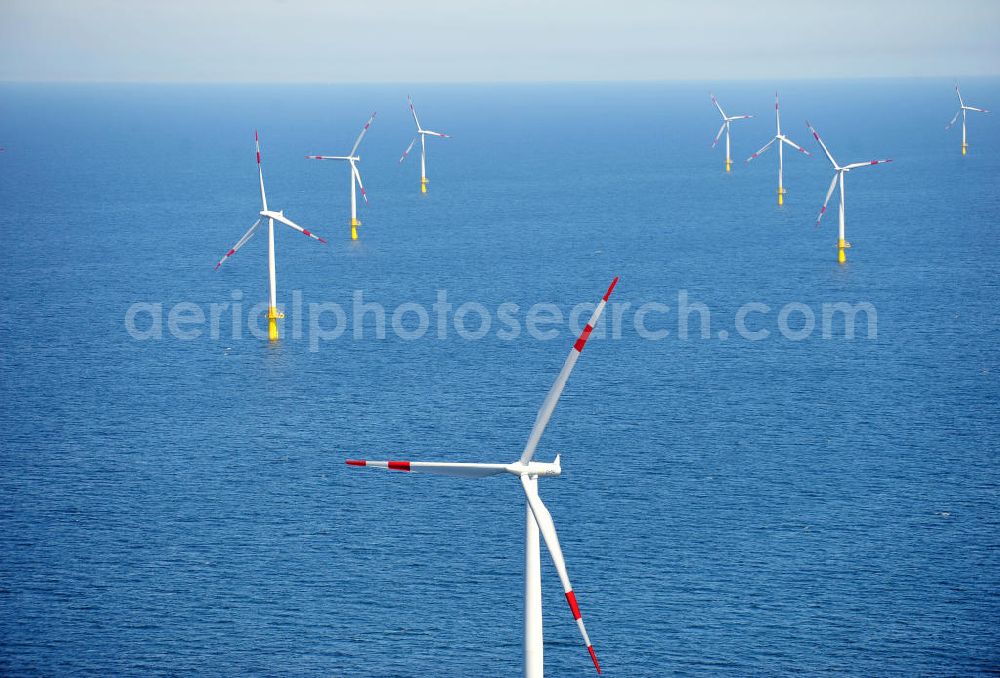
1,81 -> 998,676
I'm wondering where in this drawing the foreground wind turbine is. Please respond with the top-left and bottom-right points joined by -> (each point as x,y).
711,93 -> 752,172
215,131 -> 327,341
807,122 -> 892,264
399,95 -> 449,193
306,112 -> 375,241
946,84 -> 990,156
347,277 -> 619,678
746,93 -> 810,204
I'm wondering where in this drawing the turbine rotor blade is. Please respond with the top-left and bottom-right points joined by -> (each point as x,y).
269,212 -> 328,244
400,137 -> 417,164
964,105 -> 989,113
780,137 -> 810,155
349,111 -> 377,157
519,278 -> 618,465
945,110 -> 961,130
255,130 -> 268,212
421,130 -> 450,138
351,162 -> 368,205
345,459 -> 508,478
712,123 -> 726,148
215,218 -> 261,270
520,476 -> 601,674
710,93 -> 727,119
816,173 -> 839,226
408,95 -> 422,130
727,114 -> 753,121
746,137 -> 776,163
842,159 -> 893,170
305,155 -> 350,160
775,92 -> 781,134
806,121 -> 838,168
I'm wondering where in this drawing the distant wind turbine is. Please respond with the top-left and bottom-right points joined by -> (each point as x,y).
711,93 -> 752,172
347,277 -> 620,677
306,112 -> 376,241
808,122 -> 892,264
399,95 -> 450,193
946,84 -> 990,156
215,131 -> 327,341
746,93 -> 810,204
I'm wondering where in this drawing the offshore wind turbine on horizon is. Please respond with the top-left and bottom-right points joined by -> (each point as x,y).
808,121 -> 892,264
946,83 -> 990,156
399,95 -> 450,193
746,93 -> 810,204
711,93 -> 752,172
306,112 -> 376,241
346,278 -> 619,677
215,131 -> 327,341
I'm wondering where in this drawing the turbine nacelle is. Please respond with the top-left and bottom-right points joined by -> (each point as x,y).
510,456 -> 562,478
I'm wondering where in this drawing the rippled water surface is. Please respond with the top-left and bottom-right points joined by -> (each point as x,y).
1,81 -> 998,676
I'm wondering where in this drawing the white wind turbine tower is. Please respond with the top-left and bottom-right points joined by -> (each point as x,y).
347,277 -> 619,677
215,131 -> 327,341
306,112 -> 375,241
399,95 -> 450,193
711,93 -> 752,172
946,83 -> 990,156
746,93 -> 811,204
808,121 -> 892,264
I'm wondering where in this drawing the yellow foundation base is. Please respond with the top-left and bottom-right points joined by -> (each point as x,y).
351,218 -> 360,241
725,160 -> 731,173
837,239 -> 851,265
268,306 -> 284,341
421,177 -> 428,193
778,190 -> 784,206
962,144 -> 968,156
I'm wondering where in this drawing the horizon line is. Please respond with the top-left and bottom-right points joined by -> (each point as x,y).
2,74 -> 999,87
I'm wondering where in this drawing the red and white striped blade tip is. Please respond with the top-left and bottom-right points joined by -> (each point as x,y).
215,246 -> 240,270
346,459 -> 412,471
603,276 -> 619,301
566,591 -> 601,673
571,277 -> 619,353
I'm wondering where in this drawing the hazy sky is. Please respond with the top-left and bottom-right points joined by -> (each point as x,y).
1,0 -> 998,82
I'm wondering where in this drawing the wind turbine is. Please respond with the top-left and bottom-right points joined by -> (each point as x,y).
807,121 -> 892,264
746,93 -> 811,204
305,112 -> 375,241
399,95 -> 449,193
711,93 -> 752,172
215,131 -> 327,341
946,83 -> 990,156
347,277 -> 619,678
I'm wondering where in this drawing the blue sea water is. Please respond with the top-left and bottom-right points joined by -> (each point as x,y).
1,80 -> 998,676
